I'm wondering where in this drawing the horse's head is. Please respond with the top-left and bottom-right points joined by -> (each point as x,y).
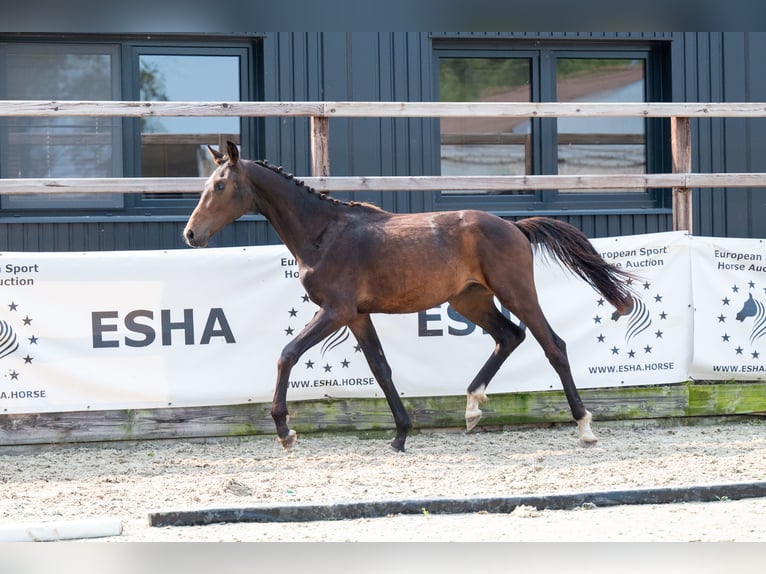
183,141 -> 253,248
736,292 -> 757,322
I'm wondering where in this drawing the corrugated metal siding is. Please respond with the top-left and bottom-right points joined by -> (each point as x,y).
261,33 -> 438,214
0,218 -> 276,252
504,213 -> 672,238
672,32 -> 766,239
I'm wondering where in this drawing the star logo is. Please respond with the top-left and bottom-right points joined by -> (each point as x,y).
282,291 -> 357,374
1,301 -> 40,382
593,281 -> 667,359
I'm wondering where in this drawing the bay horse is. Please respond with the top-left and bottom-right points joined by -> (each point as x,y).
183,141 -> 634,452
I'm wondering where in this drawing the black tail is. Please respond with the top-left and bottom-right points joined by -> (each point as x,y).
514,217 -> 635,312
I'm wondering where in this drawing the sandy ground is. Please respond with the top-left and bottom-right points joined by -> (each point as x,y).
1,417 -> 765,542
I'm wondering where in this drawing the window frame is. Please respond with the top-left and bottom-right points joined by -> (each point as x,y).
0,41 -> 125,210
432,41 -> 671,216
121,42 -> 255,214
0,36 -> 259,217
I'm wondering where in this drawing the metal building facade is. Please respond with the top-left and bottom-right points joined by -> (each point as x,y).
0,32 -> 764,252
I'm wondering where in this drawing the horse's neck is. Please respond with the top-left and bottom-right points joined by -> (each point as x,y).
250,163 -> 338,263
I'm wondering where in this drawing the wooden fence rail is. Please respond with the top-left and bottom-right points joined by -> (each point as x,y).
2,173 -> 766,195
3,100 -> 766,233
3,100 -> 766,117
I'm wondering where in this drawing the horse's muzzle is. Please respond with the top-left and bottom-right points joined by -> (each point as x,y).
183,227 -> 208,248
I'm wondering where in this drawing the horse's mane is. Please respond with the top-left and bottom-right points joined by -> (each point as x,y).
254,160 -> 384,212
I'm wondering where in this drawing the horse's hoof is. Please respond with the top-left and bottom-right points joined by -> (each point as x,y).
465,412 -> 482,432
389,437 -> 407,452
577,410 -> 598,445
465,386 -> 486,432
278,429 -> 297,450
579,433 -> 598,446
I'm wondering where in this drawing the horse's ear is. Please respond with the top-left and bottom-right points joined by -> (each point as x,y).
208,145 -> 225,165
226,140 -> 239,166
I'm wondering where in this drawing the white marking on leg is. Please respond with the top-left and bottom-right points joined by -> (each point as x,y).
278,429 -> 297,450
577,410 -> 598,445
465,384 -> 487,431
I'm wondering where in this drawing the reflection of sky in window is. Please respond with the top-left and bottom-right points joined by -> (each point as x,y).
558,81 -> 644,134
140,55 -> 240,134
513,81 -> 645,135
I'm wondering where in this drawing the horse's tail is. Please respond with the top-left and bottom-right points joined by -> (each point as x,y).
514,216 -> 635,312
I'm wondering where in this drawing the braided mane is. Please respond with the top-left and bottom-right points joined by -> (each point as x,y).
254,160 -> 383,212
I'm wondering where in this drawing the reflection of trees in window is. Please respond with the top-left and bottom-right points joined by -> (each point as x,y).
439,58 -> 532,189
139,60 -> 168,134
440,59 -> 529,102
557,58 -> 637,78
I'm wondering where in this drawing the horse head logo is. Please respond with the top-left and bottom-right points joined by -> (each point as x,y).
611,296 -> 651,343
735,293 -> 766,344
736,292 -> 759,321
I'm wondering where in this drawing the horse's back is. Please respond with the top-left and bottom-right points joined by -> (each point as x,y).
306,208 -> 532,314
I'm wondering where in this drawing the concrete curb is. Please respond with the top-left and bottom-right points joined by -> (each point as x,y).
148,480 -> 766,527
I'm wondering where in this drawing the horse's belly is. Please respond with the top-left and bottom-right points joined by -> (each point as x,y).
357,274 -> 473,315
359,293 -> 448,315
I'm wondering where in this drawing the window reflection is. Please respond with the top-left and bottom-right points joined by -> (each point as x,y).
438,54 -> 650,198
556,59 -> 646,191
139,55 -> 240,198
1,45 -> 122,208
439,58 -> 532,194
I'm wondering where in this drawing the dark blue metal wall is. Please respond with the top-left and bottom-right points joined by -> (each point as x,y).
1,32 -> 764,251
672,32 -> 766,238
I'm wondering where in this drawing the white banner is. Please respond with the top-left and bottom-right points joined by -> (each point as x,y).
549,231 -> 693,390
0,231 -> 754,415
689,235 -> 766,380
0,248 -> 274,414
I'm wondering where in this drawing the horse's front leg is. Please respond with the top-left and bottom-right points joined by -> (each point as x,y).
271,308 -> 344,450
348,314 -> 411,452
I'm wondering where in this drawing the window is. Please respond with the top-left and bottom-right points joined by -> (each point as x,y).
440,57 -> 533,194
0,43 -> 123,209
556,58 -> 646,192
436,43 -> 670,213
135,50 -> 243,202
0,39 -> 253,214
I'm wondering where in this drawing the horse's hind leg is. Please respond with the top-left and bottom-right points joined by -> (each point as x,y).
513,306 -> 597,444
449,285 -> 527,431
348,314 -> 412,452
489,281 -> 597,444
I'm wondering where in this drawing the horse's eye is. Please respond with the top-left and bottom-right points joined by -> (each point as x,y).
215,181 -> 226,191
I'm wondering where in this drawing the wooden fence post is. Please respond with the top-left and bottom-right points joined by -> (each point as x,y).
671,116 -> 692,233
310,116 -> 330,177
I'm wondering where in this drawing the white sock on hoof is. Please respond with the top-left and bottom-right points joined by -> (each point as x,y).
577,410 -> 598,444
465,385 -> 487,430
278,429 -> 297,450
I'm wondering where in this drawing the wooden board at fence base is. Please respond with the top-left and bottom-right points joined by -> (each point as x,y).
0,382 -> 764,448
